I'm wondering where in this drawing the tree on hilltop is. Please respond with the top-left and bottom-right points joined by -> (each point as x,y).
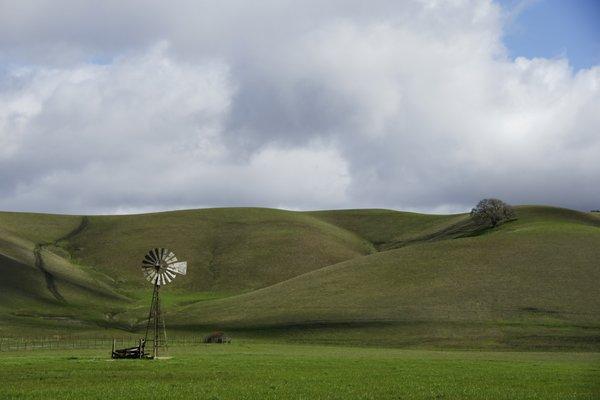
470,198 -> 515,228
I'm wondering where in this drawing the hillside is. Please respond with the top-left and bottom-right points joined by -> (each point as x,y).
169,206 -> 600,348
0,216 -> 127,335
0,205 -> 598,349
307,209 -> 467,248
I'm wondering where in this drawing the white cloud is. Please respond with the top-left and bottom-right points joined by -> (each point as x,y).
0,0 -> 598,213
0,43 -> 349,213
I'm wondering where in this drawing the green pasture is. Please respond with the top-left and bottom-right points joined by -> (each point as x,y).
0,343 -> 598,400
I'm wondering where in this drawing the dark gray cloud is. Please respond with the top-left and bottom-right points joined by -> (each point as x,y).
0,0 -> 598,214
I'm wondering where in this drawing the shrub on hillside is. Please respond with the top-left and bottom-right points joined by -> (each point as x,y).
470,198 -> 515,228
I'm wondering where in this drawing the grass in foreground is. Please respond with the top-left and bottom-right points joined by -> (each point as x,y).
0,342 -> 598,399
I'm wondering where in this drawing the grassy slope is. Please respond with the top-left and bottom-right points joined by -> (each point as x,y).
0,208 -> 378,334
1,205 -> 599,349
0,213 -> 127,336
307,209 -> 466,247
0,212 -> 82,244
66,208 -> 374,291
171,206 -> 600,349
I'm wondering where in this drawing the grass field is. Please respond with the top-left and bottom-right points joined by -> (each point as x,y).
1,205 -> 599,399
1,342 -> 598,400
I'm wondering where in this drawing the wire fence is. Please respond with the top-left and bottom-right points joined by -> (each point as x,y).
0,336 -> 206,352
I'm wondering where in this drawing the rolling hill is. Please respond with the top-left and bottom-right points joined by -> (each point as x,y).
0,205 -> 598,349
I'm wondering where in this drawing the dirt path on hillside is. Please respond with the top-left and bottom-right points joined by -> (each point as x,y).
33,216 -> 89,302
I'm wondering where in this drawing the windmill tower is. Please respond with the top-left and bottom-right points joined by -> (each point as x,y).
141,248 -> 187,358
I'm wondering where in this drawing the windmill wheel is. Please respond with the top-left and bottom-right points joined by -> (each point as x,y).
141,248 -> 187,286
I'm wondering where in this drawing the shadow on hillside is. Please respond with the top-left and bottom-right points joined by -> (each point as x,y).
379,217 -> 517,251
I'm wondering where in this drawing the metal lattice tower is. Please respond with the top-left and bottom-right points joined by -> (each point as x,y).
141,248 -> 187,358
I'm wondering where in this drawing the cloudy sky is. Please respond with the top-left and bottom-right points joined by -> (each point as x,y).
0,0 -> 599,214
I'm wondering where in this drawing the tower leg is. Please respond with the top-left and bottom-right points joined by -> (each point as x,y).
144,283 -> 156,352
154,284 -> 160,357
143,282 -> 167,359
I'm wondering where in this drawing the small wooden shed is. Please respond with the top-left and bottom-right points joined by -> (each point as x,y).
202,331 -> 232,343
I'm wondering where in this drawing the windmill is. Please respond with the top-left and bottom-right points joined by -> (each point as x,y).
141,248 -> 187,358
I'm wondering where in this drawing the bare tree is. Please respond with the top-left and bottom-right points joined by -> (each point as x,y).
470,198 -> 515,228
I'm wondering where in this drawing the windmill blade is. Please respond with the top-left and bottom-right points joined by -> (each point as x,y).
166,256 -> 178,264
165,270 -> 176,279
167,261 -> 187,275
146,270 -> 157,282
165,257 -> 179,266
161,249 -> 170,261
153,248 -> 161,262
164,252 -> 177,263
144,252 -> 157,264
